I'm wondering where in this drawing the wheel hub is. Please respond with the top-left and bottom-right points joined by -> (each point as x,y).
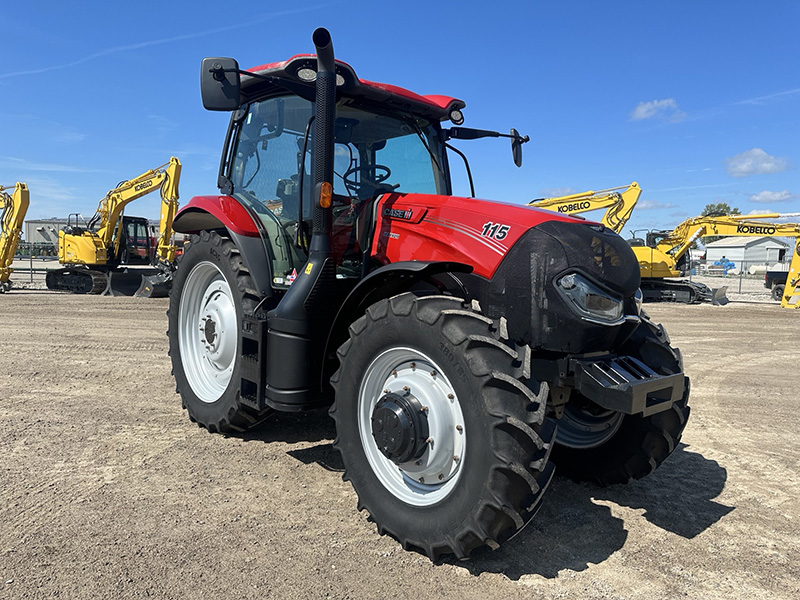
201,316 -> 218,348
371,392 -> 430,464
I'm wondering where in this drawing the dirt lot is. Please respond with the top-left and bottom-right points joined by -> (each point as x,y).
1,290 -> 798,599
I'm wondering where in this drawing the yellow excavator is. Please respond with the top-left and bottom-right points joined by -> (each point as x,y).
528,182 -> 642,234
46,157 -> 181,296
634,213 -> 800,307
0,182 -> 30,293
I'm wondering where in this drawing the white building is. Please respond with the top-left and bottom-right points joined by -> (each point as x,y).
704,236 -> 790,266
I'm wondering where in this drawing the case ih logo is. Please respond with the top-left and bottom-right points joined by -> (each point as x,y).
737,225 -> 776,235
383,207 -> 413,220
557,201 -> 591,213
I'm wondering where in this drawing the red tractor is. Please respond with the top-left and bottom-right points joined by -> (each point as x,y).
168,28 -> 690,560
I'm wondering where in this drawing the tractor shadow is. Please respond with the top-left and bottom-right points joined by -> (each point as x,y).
241,416 -> 733,579
451,443 -> 733,579
239,409 -> 344,472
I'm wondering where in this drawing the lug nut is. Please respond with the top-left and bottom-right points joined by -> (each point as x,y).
419,477 -> 425,483
430,370 -> 437,377
453,455 -> 460,462
410,362 -> 416,370
447,393 -> 454,400
420,405 -> 428,413
456,424 -> 463,432
438,474 -> 444,480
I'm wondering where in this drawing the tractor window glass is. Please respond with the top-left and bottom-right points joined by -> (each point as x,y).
331,105 -> 446,199
230,95 -> 314,286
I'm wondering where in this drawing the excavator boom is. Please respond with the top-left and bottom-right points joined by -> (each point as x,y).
0,183 -> 30,293
529,182 -> 641,233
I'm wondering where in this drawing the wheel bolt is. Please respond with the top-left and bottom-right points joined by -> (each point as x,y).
426,437 -> 434,445
402,386 -> 410,392
419,477 -> 425,483
453,455 -> 460,462
410,362 -> 416,370
438,474 -> 444,480
420,405 -> 428,413
447,393 -> 454,400
430,370 -> 437,377
456,424 -> 463,432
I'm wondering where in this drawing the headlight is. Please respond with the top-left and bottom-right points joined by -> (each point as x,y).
634,288 -> 643,315
556,273 -> 624,325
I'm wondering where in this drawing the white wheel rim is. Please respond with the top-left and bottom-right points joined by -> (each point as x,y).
178,260 -> 237,403
358,347 -> 465,506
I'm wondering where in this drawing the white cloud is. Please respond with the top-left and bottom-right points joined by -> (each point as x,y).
630,99 -> 686,122
638,200 -> 677,210
748,190 -> 795,204
725,148 -> 788,177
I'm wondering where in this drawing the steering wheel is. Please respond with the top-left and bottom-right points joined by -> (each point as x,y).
342,164 -> 392,190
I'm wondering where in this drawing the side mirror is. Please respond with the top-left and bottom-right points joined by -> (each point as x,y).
510,128 -> 528,168
200,57 -> 241,111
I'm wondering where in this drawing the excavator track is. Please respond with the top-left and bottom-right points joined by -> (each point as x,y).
641,278 -> 725,304
46,268 -> 108,294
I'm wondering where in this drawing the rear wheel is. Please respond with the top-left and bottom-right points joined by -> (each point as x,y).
168,230 -> 272,433
552,316 -> 690,485
330,294 -> 555,559
772,283 -> 785,302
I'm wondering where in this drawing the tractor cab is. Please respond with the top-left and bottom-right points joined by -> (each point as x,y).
226,92 -> 449,287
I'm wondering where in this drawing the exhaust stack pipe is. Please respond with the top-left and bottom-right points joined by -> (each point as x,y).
311,27 -> 335,252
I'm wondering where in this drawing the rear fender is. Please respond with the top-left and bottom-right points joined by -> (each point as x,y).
173,195 -> 274,298
322,261 -> 473,386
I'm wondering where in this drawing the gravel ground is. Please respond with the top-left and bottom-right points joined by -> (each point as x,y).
1,289 -> 798,599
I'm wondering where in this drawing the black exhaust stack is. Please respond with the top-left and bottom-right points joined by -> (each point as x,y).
260,27 -> 338,412
310,27 -> 335,252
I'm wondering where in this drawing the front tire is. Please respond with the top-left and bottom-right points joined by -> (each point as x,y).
168,230 -> 272,433
330,294 -> 556,560
552,315 -> 690,485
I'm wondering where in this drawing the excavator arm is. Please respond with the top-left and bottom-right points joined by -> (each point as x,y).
529,182 -> 641,234
0,183 -> 30,292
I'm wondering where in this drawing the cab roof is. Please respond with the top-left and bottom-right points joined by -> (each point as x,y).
243,54 -> 465,122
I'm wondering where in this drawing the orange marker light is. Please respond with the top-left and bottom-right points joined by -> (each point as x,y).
319,181 -> 333,208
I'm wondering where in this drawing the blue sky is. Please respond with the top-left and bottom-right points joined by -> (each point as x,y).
2,1 -> 798,239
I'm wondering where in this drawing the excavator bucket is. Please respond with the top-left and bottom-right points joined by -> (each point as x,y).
135,271 -> 172,298
102,271 -> 150,296
711,286 -> 729,306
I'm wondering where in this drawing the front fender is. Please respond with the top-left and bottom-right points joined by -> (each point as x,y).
173,195 -> 273,298
322,261 -> 473,387
173,195 -> 261,237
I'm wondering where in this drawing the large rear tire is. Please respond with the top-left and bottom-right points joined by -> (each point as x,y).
772,283 -> 785,302
552,315 -> 690,485
168,230 -> 272,433
330,294 -> 556,560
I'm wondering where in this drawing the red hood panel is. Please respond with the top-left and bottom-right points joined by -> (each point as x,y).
373,193 -> 590,279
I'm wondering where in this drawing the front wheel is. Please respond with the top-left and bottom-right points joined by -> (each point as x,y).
168,230 -> 272,433
551,316 -> 691,485
330,294 -> 556,560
